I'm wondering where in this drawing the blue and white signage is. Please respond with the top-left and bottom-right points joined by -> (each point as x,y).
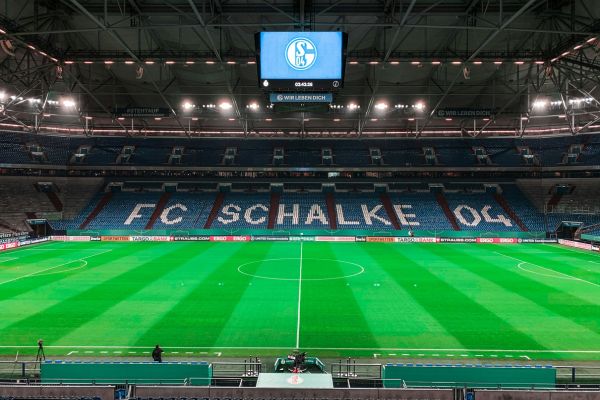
270,93 -> 333,103
258,32 -> 345,89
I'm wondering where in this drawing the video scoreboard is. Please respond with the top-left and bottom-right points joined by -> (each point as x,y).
256,31 -> 348,92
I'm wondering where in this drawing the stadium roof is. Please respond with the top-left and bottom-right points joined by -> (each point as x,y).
0,0 -> 599,138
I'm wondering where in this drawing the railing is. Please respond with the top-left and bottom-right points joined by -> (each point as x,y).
0,360 -> 40,381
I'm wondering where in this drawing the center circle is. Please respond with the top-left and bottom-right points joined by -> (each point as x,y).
237,258 -> 365,281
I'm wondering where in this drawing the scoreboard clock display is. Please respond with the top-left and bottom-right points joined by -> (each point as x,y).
255,31 -> 348,91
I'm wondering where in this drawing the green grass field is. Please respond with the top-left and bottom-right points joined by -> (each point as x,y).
0,240 -> 599,361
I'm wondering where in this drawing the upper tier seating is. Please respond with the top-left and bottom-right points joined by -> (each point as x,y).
1,131 -> 599,168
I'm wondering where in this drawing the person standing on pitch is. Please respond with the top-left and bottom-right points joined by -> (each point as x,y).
36,339 -> 45,362
152,345 -> 164,363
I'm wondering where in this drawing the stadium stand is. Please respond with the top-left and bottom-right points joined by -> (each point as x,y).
2,132 -> 600,168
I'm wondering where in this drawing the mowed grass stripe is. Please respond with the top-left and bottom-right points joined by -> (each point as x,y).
133,242 -> 276,348
0,243 -> 191,346
447,245 -> 600,337
494,244 -> 600,283
366,243 -> 546,351
211,243 -> 300,348
419,244 -> 600,351
328,243 -> 464,350
299,242 -> 380,349
53,242 -> 220,347
0,244 -> 153,325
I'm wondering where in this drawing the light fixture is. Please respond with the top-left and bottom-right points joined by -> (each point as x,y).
247,60 -> 256,65
64,61 -> 74,65
472,61 -> 483,65
228,118 -> 235,121
226,60 -> 236,64
347,103 -> 360,110
451,60 -> 462,65
145,60 -> 155,65
374,102 -> 388,110
370,118 -> 378,122
333,118 -> 341,122
247,102 -> 260,110
413,102 -> 425,111
182,102 -> 195,110
514,60 -> 525,65
493,60 -> 503,65
205,60 -> 215,64
125,60 -> 135,65
534,60 -> 545,65
389,61 -> 400,65
62,99 -> 76,108
410,61 -> 421,65
431,61 -> 441,65
532,100 -> 547,110
369,60 -> 379,65
165,61 -> 176,65
154,117 -> 162,121
185,60 -> 195,65
349,60 -> 359,65
445,118 -> 453,121
265,118 -> 272,122
219,101 -> 232,110
104,60 -> 114,65
586,37 -> 597,43
83,61 -> 93,64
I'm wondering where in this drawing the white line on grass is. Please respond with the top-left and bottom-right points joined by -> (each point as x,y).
0,257 -> 18,263
0,249 -> 112,286
494,251 -> 600,288
295,241 -> 303,349
1,345 -> 598,354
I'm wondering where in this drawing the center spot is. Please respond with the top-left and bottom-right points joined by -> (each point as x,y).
237,257 -> 365,281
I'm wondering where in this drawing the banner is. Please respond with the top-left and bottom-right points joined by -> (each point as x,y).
18,237 -> 49,246
270,93 -> 333,103
558,239 -> 593,251
51,235 -> 91,242
129,236 -> 173,242
210,235 -> 251,242
173,236 -> 210,241
101,236 -> 130,242
518,238 -> 558,243
476,238 -> 518,244
315,236 -> 355,242
251,236 -> 290,242
436,108 -> 492,118
440,237 -> 477,243
0,241 -> 19,251
395,237 -> 439,243
113,107 -> 171,118
366,237 -> 396,243
289,236 -> 316,242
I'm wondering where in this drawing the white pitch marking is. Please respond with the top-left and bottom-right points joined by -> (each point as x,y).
128,352 -> 137,354
214,352 -> 222,357
1,344 -> 599,354
84,351 -> 93,354
67,351 -> 78,356
402,353 -> 410,356
185,352 -> 193,354
295,241 -> 303,349
0,249 -> 112,286
0,257 -> 17,263
100,351 -> 108,354
495,252 -> 600,288
113,351 -> 122,354
520,355 -> 531,360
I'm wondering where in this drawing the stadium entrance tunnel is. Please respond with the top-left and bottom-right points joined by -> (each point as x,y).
237,257 -> 365,281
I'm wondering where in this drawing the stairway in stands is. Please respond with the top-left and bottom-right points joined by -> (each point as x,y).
546,193 -> 563,210
79,192 -> 113,229
326,193 -> 338,230
204,193 -> 225,229
435,192 -> 461,231
45,192 -> 63,212
380,193 -> 401,230
145,193 -> 172,229
267,193 -> 280,229
494,193 -> 528,231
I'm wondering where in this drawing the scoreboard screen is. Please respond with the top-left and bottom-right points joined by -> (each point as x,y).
256,31 -> 347,91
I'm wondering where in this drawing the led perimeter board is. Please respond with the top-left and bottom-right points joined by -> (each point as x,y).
256,31 -> 348,91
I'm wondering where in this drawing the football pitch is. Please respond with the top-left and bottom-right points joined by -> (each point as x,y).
0,240 -> 599,361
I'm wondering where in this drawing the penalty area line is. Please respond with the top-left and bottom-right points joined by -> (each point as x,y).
494,251 -> 600,288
